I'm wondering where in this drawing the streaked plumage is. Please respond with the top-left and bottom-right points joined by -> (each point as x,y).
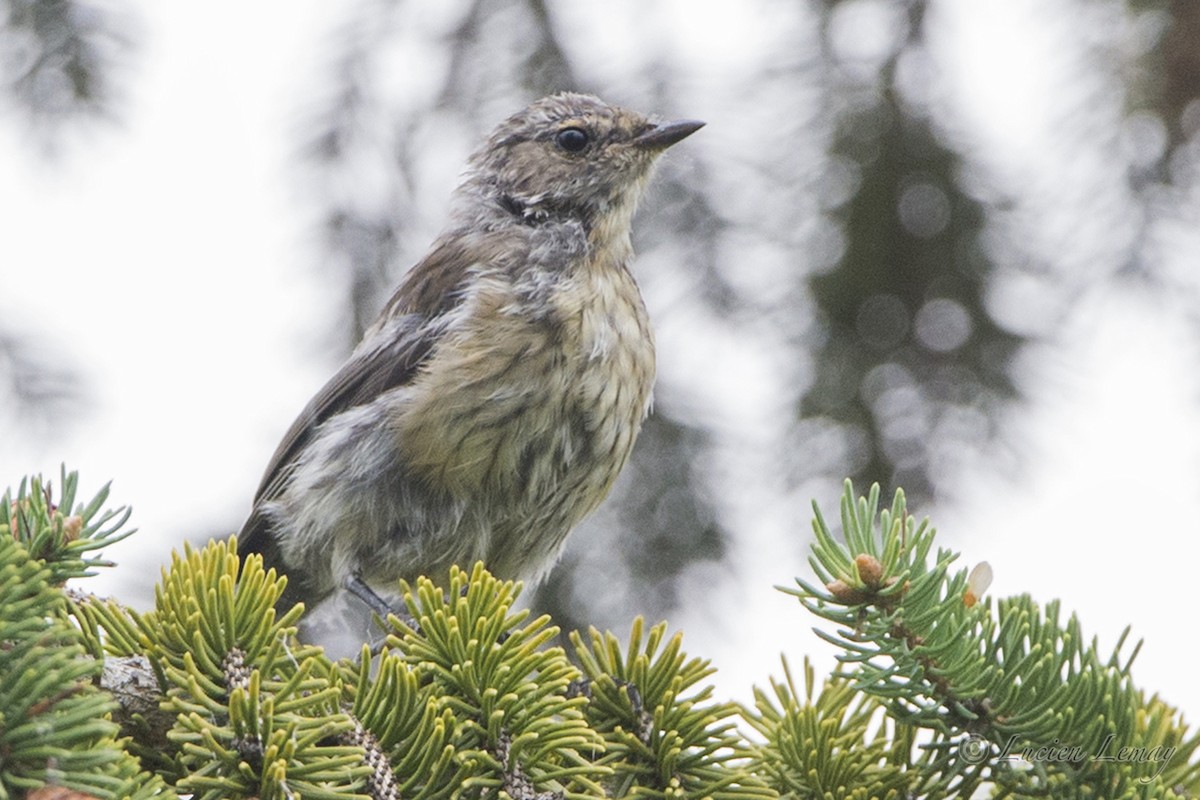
239,93 -> 702,612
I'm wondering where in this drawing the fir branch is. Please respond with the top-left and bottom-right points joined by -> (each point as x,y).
391,563 -> 607,800
570,619 -> 773,800
788,480 -> 1200,797
8,467 -> 1199,798
171,669 -> 367,800
0,467 -> 134,584
0,535 -> 165,799
743,657 -> 916,800
342,646 -> 461,800
137,538 -> 315,709
142,540 -> 363,798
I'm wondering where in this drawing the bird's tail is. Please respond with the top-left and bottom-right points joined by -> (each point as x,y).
235,511 -> 307,612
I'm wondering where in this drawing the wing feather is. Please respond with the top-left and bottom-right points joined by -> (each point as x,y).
237,235 -> 481,556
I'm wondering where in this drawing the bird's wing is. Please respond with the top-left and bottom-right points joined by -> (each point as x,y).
235,315 -> 437,563
237,235 -> 481,555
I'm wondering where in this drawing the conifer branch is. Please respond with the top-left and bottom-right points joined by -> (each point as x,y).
4,468 -> 1200,798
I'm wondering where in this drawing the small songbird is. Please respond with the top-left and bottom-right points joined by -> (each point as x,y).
239,93 -> 703,616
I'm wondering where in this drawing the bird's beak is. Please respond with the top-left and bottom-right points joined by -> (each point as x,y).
633,119 -> 706,150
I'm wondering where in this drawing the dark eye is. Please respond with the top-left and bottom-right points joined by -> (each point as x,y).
555,127 -> 590,153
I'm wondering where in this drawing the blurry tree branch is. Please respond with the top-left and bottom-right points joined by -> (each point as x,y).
302,0 -> 580,351
0,324 -> 85,441
1131,0 -> 1200,148
801,0 -> 1020,505
0,0 -> 136,149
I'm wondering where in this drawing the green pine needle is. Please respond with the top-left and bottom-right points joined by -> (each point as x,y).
743,656 -> 916,800
0,534 -> 148,799
571,618 -> 773,800
7,468 -> 1200,800
0,467 -> 135,584
392,563 -> 608,800
787,480 -> 1200,797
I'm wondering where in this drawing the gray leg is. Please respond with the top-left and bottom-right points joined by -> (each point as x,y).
343,572 -> 418,633
343,573 -> 396,618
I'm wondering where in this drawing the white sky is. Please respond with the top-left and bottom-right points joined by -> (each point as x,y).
2,0 -> 1200,722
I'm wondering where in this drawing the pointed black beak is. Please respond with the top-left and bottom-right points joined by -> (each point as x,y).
633,119 -> 706,150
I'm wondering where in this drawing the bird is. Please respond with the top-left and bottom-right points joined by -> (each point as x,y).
238,92 -> 704,619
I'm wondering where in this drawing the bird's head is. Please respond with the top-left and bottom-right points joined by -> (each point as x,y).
459,93 -> 703,234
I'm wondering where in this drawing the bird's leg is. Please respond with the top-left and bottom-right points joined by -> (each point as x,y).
343,572 -> 419,633
343,572 -> 393,618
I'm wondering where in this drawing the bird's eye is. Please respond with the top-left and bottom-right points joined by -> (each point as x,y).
555,127 -> 590,153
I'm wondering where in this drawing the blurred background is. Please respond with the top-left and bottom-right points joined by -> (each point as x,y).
2,0 -> 1199,710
